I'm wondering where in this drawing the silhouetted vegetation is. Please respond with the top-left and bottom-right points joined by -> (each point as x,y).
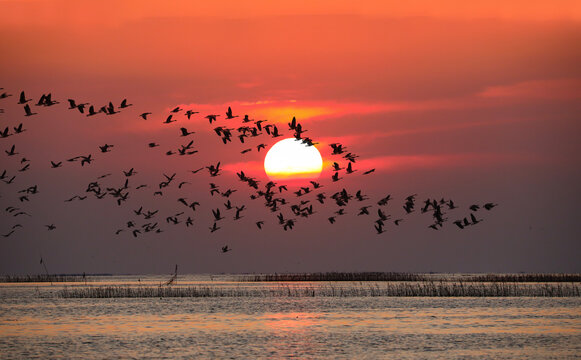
1,274 -> 89,283
58,281 -> 580,298
470,273 -> 581,283
239,272 -> 581,282
240,272 -> 425,282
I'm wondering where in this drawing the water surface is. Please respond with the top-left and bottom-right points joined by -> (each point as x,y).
1,275 -> 580,359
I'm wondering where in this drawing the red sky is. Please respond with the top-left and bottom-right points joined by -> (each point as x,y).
1,0 -> 580,274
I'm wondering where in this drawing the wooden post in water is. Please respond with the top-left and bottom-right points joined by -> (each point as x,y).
40,257 -> 52,286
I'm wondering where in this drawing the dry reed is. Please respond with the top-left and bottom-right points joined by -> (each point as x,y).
57,281 -> 581,298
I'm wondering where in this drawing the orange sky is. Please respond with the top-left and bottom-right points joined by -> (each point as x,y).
0,0 -> 580,274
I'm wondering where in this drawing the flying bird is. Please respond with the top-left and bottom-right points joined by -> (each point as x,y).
24,104 -> 37,116
99,144 -> 114,153
185,110 -> 199,119
483,203 -> 498,210
180,127 -> 194,136
5,145 -> 18,156
119,99 -> 132,108
18,91 -> 31,104
205,114 -> 220,123
225,106 -> 238,119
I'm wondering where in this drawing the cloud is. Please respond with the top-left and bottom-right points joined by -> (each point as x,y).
176,98 -> 467,125
354,152 -> 543,173
478,78 -> 581,100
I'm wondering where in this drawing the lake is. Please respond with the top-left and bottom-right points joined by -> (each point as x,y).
1,275 -> 580,359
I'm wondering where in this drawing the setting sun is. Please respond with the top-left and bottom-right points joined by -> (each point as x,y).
264,138 -> 323,180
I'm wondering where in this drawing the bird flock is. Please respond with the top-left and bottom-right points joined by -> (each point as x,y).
0,88 -> 498,253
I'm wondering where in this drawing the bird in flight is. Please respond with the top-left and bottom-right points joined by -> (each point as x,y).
185,110 -> 199,119
18,91 -> 31,104
24,104 -> 37,116
225,106 -> 238,119
99,144 -> 114,153
205,114 -> 220,123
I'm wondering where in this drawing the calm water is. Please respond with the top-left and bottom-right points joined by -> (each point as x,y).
1,275 -> 580,359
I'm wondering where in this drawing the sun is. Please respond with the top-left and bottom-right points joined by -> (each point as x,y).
264,138 -> 323,180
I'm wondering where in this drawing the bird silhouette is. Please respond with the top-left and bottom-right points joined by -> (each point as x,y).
206,162 -> 221,177
185,110 -> 199,119
80,155 -> 93,166
2,230 -> 15,237
105,102 -> 118,115
483,203 -> 497,210
67,99 -> 79,109
86,105 -> 99,116
209,222 -> 220,233
256,143 -> 267,152
99,144 -> 114,153
13,123 -> 25,134
18,91 -> 31,104
358,206 -> 371,215
453,220 -> 464,229
23,104 -> 37,116
180,127 -> 194,136
470,213 -> 483,224
212,208 -> 224,221
346,162 -> 356,174
332,172 -> 341,182
205,114 -> 220,123
0,127 -> 10,138
5,145 -> 18,156
225,106 -> 238,119
119,99 -> 133,108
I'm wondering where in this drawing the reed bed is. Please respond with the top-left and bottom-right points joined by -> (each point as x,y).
239,272 -> 581,283
470,273 -> 581,283
1,274 -> 87,283
58,281 -> 581,298
240,272 -> 426,282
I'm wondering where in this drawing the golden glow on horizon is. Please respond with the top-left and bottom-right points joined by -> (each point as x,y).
264,138 -> 323,180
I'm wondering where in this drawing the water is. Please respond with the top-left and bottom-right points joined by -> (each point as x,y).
1,275 -> 580,359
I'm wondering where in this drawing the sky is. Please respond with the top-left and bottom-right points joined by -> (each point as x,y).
0,0 -> 580,275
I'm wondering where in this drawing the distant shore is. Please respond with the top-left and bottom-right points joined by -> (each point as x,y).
2,272 -> 580,283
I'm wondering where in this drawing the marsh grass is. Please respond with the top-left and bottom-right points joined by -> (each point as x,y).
240,272 -> 424,282
239,272 -> 581,283
470,273 -> 581,282
58,281 -> 581,298
1,274 -> 87,283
